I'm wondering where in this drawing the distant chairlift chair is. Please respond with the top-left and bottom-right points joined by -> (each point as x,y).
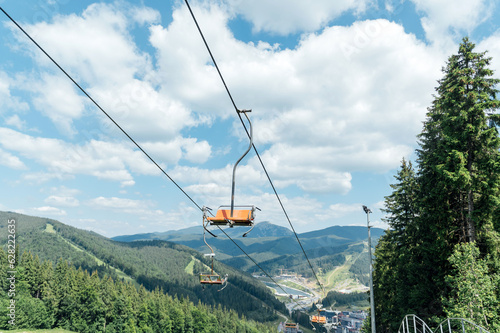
199,215 -> 228,291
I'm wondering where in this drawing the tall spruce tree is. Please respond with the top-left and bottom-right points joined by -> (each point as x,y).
373,159 -> 419,332
374,37 -> 500,331
418,37 -> 500,245
415,37 -> 500,320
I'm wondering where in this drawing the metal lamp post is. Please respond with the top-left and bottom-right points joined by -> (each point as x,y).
363,205 -> 376,333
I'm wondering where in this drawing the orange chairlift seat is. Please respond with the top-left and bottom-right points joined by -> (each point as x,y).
311,316 -> 327,325
205,205 -> 257,226
311,304 -> 327,326
203,109 -> 260,237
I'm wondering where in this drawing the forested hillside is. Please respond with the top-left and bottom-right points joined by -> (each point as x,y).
0,249 -> 277,332
0,211 -> 286,325
372,38 -> 500,332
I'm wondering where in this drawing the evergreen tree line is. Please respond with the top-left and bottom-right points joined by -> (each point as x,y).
0,213 -> 287,323
371,38 -> 500,332
0,249 -> 277,332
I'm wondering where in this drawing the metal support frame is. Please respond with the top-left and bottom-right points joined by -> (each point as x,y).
397,315 -> 489,333
363,205 -> 376,333
231,109 -> 252,217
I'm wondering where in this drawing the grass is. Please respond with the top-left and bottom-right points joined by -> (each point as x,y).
44,223 -> 56,234
184,256 -> 195,275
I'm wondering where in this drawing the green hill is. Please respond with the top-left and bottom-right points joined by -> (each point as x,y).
0,211 -> 286,323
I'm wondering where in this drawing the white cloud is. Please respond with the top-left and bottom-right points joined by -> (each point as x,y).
23,172 -> 73,184
18,3 -> 152,87
47,185 -> 81,197
148,5 -> 229,117
226,0 -> 372,35
45,195 -> 80,207
141,136 -> 212,165
89,196 -> 151,210
31,73 -> 86,136
8,2 -> 212,164
0,71 -> 29,112
478,30 -> 500,77
90,79 -> 200,142
182,138 -> 212,163
410,0 -> 495,48
0,148 -> 26,170
87,196 -> 167,223
130,6 -> 161,25
32,206 -> 67,216
5,115 -> 26,130
328,203 -> 363,218
0,127 -> 160,185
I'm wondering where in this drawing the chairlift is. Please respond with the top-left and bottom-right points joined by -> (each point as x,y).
205,109 -> 259,237
199,209 -> 228,291
310,304 -> 327,326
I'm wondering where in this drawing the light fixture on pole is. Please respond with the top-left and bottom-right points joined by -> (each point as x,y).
363,205 -> 376,333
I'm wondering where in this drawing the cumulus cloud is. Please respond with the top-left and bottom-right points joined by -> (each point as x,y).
45,195 -> 80,207
89,196 -> 151,209
141,137 -> 212,165
0,127 -> 159,186
87,196 -> 167,222
7,2 -> 212,163
32,206 -> 67,216
410,0 -> 495,48
0,148 -> 26,170
17,3 -> 152,86
226,0 -> 372,35
0,71 -> 29,112
5,115 -> 26,130
478,30 -> 500,76
148,5 -> 443,193
31,72 -> 86,136
130,6 -> 161,25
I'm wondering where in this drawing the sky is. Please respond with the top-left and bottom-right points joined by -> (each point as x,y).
1,0 -> 500,237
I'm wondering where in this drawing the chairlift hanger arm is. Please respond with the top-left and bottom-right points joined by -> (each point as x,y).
230,109 -> 253,217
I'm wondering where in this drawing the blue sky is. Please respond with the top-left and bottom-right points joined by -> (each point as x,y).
1,0 -> 500,237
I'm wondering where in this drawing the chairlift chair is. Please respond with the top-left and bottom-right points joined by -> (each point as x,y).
199,209 -> 228,291
204,109 -> 260,237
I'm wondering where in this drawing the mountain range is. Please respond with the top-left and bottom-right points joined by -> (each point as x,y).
113,221 -> 385,278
